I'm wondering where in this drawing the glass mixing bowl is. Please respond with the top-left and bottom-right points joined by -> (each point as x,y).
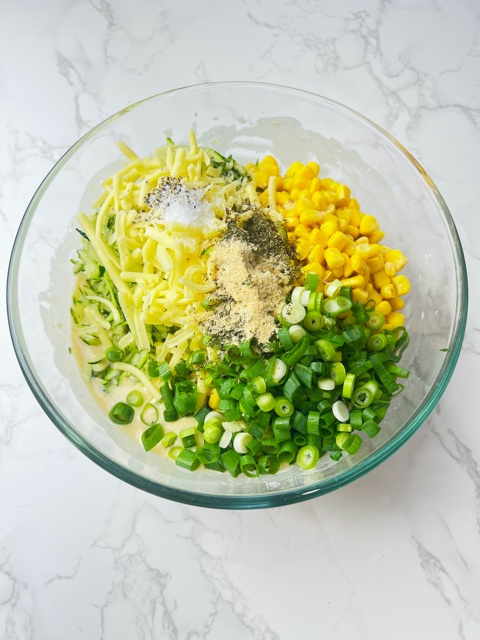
7,82 -> 468,508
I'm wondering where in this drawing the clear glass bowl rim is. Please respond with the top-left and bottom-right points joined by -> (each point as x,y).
7,81 -> 468,509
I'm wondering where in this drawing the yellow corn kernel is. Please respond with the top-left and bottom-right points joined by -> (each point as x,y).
346,224 -> 359,239
295,224 -> 312,240
299,189 -> 312,201
259,190 -> 269,206
350,254 -> 365,273
376,300 -> 392,316
312,192 -> 330,210
390,296 -> 405,311
342,253 -> 353,278
307,161 -> 320,176
368,289 -> 383,305
336,184 -> 351,206
369,230 -> 385,244
286,161 -> 303,178
285,216 -> 300,230
310,228 -> 329,247
320,178 -> 338,191
343,237 -> 356,256
296,238 -> 313,260
336,208 -> 350,222
302,262 -> 325,279
387,311 -> 405,328
367,243 -> 382,258
384,261 -> 396,277
284,199 -> 296,212
208,388 -> 220,410
310,177 -> 322,193
293,177 -> 311,191
261,155 -> 280,173
324,247 -> 345,269
276,191 -> 290,205
300,209 -> 324,225
352,288 -> 369,304
349,208 -> 362,227
290,187 -> 300,201
298,165 -> 315,180
367,255 -> 384,274
359,214 -> 380,235
341,275 -> 365,288
331,267 -> 345,278
283,178 -> 293,192
385,249 -> 408,271
323,270 -> 332,281
354,243 -> 371,258
276,176 -> 283,190
373,270 -> 391,288
287,232 -> 297,244
322,211 -> 338,223
349,198 -> 360,211
308,244 -> 324,264
255,170 -> 269,190
380,283 -> 396,299
327,231 -> 348,250
392,275 -> 411,295
320,220 -> 339,237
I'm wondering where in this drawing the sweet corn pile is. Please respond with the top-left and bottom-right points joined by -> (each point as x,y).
246,157 -> 410,331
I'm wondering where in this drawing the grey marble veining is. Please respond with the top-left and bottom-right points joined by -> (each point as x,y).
1,1 -> 480,638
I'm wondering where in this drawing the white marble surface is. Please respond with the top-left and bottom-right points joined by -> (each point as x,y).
1,1 -> 479,638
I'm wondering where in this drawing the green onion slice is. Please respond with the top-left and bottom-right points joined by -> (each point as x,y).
296,445 -> 319,470
109,402 -> 134,425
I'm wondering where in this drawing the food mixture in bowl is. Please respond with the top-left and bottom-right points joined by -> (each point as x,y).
71,131 -> 411,478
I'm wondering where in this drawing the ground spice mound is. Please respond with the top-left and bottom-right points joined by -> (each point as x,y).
200,203 -> 296,350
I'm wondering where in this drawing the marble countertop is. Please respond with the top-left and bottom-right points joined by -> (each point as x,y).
1,1 -> 479,638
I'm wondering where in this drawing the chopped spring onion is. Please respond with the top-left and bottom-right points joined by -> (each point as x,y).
288,324 -> 307,342
161,432 -> 177,448
342,373 -> 356,399
175,449 -> 201,471
281,302 -> 306,325
274,396 -> 294,418
323,296 -> 352,317
109,402 -> 134,425
141,423 -> 165,451
221,449 -> 242,477
351,385 -> 375,408
251,376 -> 267,394
318,377 -> 335,391
324,279 -> 342,298
180,427 -> 197,448
240,454 -> 259,477
126,390 -> 144,407
219,430 -> 233,449
256,392 -> 276,412
315,339 -> 336,361
332,400 -> 349,422
140,403 -> 159,426
271,358 -> 287,384
303,311 -> 324,332
305,272 -> 319,292
296,445 -> 319,470
196,443 -> 221,465
233,432 -> 254,454
291,286 -> 305,305
330,362 -> 346,385
365,311 -> 385,331
168,446 -> 183,461
203,419 -> 223,444
300,289 -> 312,306
367,333 -> 388,351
